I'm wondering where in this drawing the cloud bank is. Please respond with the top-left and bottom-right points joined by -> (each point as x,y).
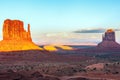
73,28 -> 120,33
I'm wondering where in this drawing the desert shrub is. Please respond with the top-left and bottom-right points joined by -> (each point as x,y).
93,67 -> 96,70
112,71 -> 119,74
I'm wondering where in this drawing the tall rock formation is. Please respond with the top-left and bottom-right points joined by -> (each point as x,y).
0,19 -> 42,52
76,29 -> 120,53
3,19 -> 32,41
97,29 -> 120,49
102,29 -> 115,41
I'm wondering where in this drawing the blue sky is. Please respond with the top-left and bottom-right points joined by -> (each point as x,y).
0,0 -> 120,45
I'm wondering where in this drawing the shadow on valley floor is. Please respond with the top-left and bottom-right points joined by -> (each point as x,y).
0,49 -> 94,63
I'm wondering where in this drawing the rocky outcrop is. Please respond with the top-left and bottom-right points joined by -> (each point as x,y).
97,29 -> 120,49
0,19 -> 42,51
3,19 -> 32,41
76,29 -> 120,53
102,29 -> 115,41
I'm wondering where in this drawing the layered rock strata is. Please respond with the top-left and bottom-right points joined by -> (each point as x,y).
0,19 -> 42,51
97,29 -> 120,49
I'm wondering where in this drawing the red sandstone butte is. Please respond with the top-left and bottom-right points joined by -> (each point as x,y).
97,29 -> 120,49
0,19 -> 42,51
3,19 -> 32,41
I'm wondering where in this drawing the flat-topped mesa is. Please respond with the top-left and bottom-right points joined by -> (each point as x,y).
3,19 -> 32,41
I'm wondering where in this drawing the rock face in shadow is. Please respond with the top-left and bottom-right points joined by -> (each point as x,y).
97,29 -> 120,49
0,19 -> 42,51
76,29 -> 120,53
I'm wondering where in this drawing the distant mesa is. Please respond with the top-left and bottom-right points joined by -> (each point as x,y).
97,29 -> 120,49
0,19 -> 42,52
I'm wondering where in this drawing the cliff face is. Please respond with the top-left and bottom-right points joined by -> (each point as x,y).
97,29 -> 120,49
0,19 -> 42,52
76,29 -> 120,53
3,19 -> 32,41
102,29 -> 115,42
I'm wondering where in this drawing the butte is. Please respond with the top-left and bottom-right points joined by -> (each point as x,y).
97,29 -> 120,49
94,29 -> 120,52
76,29 -> 120,53
0,19 -> 42,52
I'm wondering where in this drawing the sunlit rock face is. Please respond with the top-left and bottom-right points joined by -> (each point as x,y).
3,19 -> 32,41
97,29 -> 120,48
0,19 -> 42,52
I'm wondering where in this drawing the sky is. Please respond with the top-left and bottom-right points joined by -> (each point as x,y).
0,0 -> 120,45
